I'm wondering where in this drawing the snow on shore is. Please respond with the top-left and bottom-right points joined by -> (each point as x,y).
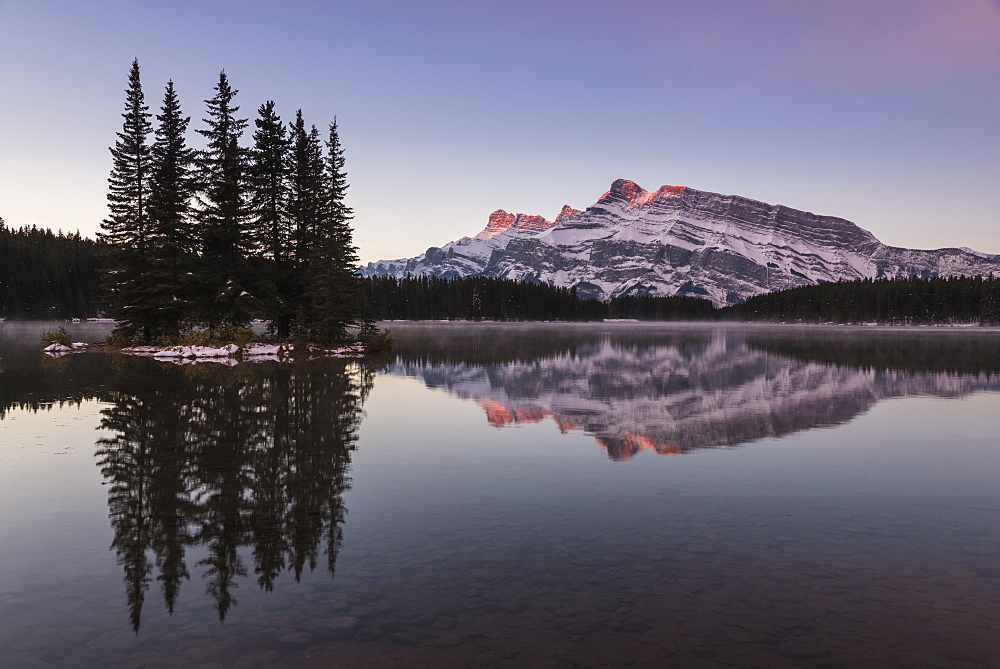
42,341 -> 368,362
122,342 -> 366,360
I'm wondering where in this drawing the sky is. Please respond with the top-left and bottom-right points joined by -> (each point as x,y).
1,0 -> 998,263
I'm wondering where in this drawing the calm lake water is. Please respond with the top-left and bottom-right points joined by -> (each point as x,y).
1,321 -> 999,667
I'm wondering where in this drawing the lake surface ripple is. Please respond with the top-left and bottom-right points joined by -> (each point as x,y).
1,322 -> 999,667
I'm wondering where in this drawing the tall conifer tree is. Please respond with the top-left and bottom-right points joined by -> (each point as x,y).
283,112 -> 327,337
101,59 -> 153,338
127,79 -> 198,339
299,118 -> 370,343
286,111 -> 327,265
249,101 -> 293,336
195,71 -> 256,326
249,101 -> 291,261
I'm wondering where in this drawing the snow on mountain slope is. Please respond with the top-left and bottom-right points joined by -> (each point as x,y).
361,179 -> 1000,306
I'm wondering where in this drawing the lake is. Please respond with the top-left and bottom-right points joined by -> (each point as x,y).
1,321 -> 999,667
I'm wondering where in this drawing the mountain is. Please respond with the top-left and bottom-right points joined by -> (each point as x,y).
360,179 -> 1000,306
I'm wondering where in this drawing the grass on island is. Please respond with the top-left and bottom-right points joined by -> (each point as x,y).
40,326 -> 73,347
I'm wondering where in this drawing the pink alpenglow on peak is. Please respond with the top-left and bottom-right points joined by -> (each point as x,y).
601,179 -> 686,207
554,204 -> 582,223
475,210 -> 554,239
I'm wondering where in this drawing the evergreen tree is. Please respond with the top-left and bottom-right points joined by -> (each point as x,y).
249,101 -> 294,337
249,101 -> 291,261
281,111 -> 328,337
101,59 -> 153,336
194,71 -> 257,327
286,111 -> 327,264
123,80 -> 198,339
298,118 -> 370,343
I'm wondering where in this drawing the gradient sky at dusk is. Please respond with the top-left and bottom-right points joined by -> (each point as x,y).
1,0 -> 998,263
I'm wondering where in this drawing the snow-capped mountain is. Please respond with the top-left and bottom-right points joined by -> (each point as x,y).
389,333 -> 1000,460
361,179 -> 1000,306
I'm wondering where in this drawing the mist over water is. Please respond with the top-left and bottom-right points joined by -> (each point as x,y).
1,322 -> 999,666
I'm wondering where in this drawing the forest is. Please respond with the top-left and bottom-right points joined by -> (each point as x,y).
361,275 -> 716,321
720,275 -> 1000,325
363,274 -> 1000,325
0,220 -> 104,319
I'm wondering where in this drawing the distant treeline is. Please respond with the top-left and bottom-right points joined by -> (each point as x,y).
362,275 -> 716,321
0,221 -> 106,319
365,274 -> 1000,324
722,275 -> 1000,325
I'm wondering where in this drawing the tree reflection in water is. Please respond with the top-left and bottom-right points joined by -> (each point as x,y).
94,357 -> 374,631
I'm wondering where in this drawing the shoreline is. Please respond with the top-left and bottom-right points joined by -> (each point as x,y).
43,341 -> 369,362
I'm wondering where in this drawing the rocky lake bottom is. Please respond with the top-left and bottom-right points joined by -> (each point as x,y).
1,321 -> 999,667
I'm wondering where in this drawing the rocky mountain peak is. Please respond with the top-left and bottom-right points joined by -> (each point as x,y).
475,209 -> 553,240
601,179 -> 686,208
554,204 -> 582,222
362,179 -> 1000,306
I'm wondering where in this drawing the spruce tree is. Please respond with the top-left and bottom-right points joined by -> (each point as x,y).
286,111 -> 327,265
101,59 -> 153,339
299,118 -> 370,343
195,71 -> 256,327
130,79 -> 198,339
249,101 -> 291,262
249,101 -> 293,337
281,111 -> 326,337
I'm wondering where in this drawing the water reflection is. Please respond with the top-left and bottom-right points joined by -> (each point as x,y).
390,325 -> 1000,459
2,322 -> 1000,658
46,356 -> 372,631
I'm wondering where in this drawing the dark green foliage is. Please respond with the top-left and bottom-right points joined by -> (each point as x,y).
248,102 -> 294,338
194,71 -> 258,328
363,275 -> 1000,324
119,80 -> 198,340
361,276 -> 714,321
101,59 -> 153,251
358,324 -> 393,354
297,119 -> 371,344
278,111 -> 328,339
0,223 -> 105,318
287,111 -> 327,264
100,60 -> 154,334
249,101 -> 291,262
196,71 -> 250,269
723,275 -> 1000,325
606,294 -> 717,320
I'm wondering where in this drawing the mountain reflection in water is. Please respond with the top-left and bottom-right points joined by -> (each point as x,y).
389,324 -> 1000,460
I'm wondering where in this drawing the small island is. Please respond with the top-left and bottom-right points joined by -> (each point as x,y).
74,62 -> 387,359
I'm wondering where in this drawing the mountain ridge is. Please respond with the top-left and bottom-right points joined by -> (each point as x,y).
361,179 -> 1000,306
